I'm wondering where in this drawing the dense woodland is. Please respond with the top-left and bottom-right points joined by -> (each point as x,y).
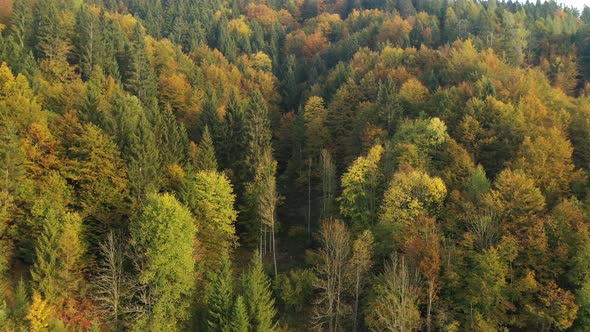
1,0 -> 590,331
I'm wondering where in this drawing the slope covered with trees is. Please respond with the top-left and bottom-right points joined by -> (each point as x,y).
1,0 -> 590,331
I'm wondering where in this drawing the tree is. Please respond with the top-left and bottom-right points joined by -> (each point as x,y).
245,148 -> 280,277
379,170 -> 447,226
512,128 -> 584,205
75,5 -> 102,80
179,171 -> 237,272
193,126 -> 218,172
124,23 -> 157,105
219,90 -> 246,177
320,149 -> 336,220
129,193 -> 196,331
94,231 -> 125,332
111,94 -> 161,198
63,121 -> 129,227
338,145 -> 384,230
205,255 -> 234,332
27,292 -> 50,332
349,230 -> 374,332
313,219 -> 351,332
377,77 -> 403,133
243,251 -> 278,332
231,296 -> 249,332
462,247 -> 510,330
11,279 -> 29,329
303,96 -> 329,158
483,169 -> 547,271
31,190 -> 84,304
403,215 -> 441,332
244,90 -> 272,181
365,255 -> 421,332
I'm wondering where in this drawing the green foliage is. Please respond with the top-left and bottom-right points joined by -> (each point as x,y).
0,0 -> 589,330
231,296 -> 250,332
130,193 -> 196,331
205,255 -> 234,332
193,126 -> 218,172
276,269 -> 316,313
243,252 -> 278,332
179,170 -> 237,271
244,90 -> 272,181
339,145 -> 385,229
467,164 -> 491,200
379,169 -> 447,226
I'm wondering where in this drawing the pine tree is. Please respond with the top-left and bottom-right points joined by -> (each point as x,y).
243,251 -> 278,332
194,126 -> 218,172
205,255 -> 234,332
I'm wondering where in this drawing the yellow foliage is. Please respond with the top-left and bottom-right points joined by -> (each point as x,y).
228,18 -> 252,37
27,292 -> 51,332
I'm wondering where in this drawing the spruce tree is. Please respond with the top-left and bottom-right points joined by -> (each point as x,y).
159,104 -> 189,166
75,5 -> 102,80
205,255 -> 234,332
124,23 -> 157,105
244,90 -> 272,181
194,126 -> 218,172
30,207 -> 61,303
231,296 -> 249,332
243,251 -> 278,332
12,278 -> 29,329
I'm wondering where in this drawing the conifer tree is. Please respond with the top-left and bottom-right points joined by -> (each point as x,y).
219,90 -> 246,175
244,90 -> 272,181
231,296 -> 249,332
6,0 -> 36,76
124,23 -> 157,105
159,104 -> 188,167
243,251 -> 278,332
128,112 -> 161,198
31,207 -> 62,303
205,254 -> 234,332
194,126 -> 218,172
12,278 -> 29,329
75,5 -> 102,79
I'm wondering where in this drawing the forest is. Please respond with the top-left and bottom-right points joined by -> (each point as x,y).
1,0 -> 590,331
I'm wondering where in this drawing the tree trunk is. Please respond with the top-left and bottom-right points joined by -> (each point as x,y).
272,218 -> 278,278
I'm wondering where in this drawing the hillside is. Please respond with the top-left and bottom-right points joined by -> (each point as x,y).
1,0 -> 590,331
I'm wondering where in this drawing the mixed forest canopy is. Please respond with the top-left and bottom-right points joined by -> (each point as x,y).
1,0 -> 590,331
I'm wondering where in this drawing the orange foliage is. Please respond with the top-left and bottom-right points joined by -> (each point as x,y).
0,0 -> 12,26
22,122 -> 62,177
246,3 -> 278,27
303,32 -> 328,58
378,15 -> 411,45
